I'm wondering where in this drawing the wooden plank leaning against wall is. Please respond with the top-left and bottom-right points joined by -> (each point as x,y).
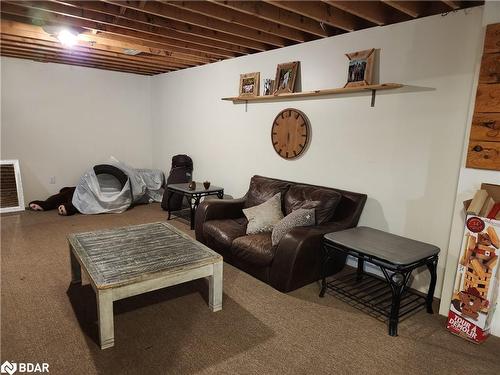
466,23 -> 500,171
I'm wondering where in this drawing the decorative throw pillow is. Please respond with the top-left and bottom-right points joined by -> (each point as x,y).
284,185 -> 342,224
271,208 -> 315,246
243,193 -> 284,234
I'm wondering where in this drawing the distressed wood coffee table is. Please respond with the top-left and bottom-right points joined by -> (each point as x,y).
68,222 -> 223,349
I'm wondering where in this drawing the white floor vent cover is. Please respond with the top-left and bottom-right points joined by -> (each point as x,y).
1,160 -> 25,213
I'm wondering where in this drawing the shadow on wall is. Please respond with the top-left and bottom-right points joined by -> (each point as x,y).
403,99 -> 466,296
359,197 -> 389,231
20,162 -> 51,205
347,197 -> 389,273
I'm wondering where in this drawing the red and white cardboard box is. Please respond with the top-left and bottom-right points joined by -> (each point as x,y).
447,215 -> 500,343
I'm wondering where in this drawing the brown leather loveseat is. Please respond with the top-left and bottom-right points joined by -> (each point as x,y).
195,176 -> 367,292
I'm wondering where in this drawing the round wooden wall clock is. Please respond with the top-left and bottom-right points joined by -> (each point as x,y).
271,108 -> 310,159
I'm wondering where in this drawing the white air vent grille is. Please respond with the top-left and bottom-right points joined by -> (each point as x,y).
1,160 -> 25,213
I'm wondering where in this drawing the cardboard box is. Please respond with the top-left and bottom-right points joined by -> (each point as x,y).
447,182 -> 500,343
447,215 -> 500,343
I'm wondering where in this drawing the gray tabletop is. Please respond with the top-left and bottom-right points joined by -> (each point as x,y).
324,226 -> 439,265
68,222 -> 221,288
167,183 -> 223,194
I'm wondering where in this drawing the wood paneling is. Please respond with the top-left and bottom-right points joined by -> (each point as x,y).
466,141 -> 500,171
467,23 -> 500,171
469,113 -> 500,142
479,53 -> 500,84
484,23 -> 500,54
475,84 -> 500,113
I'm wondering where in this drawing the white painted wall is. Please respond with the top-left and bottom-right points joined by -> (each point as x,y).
1,57 -> 152,203
439,1 -> 500,335
151,8 -> 484,300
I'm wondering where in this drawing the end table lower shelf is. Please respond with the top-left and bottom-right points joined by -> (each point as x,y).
322,269 -> 429,325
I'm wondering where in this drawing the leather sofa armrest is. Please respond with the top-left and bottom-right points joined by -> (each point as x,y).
195,198 -> 246,242
269,221 -> 351,292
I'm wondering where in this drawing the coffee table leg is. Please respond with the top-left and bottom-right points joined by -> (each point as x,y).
97,289 -> 114,349
426,257 -> 438,314
209,261 -> 223,312
69,245 -> 81,285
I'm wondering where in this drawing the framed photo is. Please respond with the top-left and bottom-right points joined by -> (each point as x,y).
239,72 -> 260,97
263,79 -> 274,96
345,49 -> 375,87
273,61 -> 299,95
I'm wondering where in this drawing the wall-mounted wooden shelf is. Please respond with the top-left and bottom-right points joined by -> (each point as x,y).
222,83 -> 404,107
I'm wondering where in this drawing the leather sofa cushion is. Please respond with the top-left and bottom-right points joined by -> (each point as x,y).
284,185 -> 342,224
244,175 -> 290,208
231,233 -> 275,266
203,218 -> 247,250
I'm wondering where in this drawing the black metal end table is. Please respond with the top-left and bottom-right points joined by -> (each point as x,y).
319,226 -> 439,336
166,183 -> 224,230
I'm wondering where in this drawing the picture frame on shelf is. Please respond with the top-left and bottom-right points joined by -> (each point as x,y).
273,61 -> 299,95
263,79 -> 274,96
344,49 -> 375,87
239,72 -> 260,97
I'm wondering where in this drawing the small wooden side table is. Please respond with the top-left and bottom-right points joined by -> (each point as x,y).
166,183 -> 224,230
319,226 -> 440,336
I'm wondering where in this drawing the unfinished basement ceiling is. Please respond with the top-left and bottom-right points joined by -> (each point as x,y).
0,1 -> 484,76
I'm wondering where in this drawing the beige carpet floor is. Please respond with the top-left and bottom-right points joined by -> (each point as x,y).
1,204 -> 499,375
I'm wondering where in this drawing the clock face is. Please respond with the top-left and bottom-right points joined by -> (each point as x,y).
271,108 -> 310,159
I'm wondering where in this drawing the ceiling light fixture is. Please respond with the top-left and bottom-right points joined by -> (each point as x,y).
57,29 -> 78,47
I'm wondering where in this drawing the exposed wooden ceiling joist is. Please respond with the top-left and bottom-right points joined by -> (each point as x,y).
3,1 -> 244,58
323,1 -> 396,26
2,49 -> 155,75
165,0 -> 309,43
52,0 -> 257,54
381,1 -> 423,18
1,34 -> 185,72
0,6 -> 219,66
104,0 -> 279,49
212,1 -> 330,38
265,1 -> 368,32
0,1 -> 484,76
1,37 -> 169,71
1,20 -> 195,69
441,1 -> 461,10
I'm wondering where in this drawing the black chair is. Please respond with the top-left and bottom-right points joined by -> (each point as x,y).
161,155 -> 193,211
